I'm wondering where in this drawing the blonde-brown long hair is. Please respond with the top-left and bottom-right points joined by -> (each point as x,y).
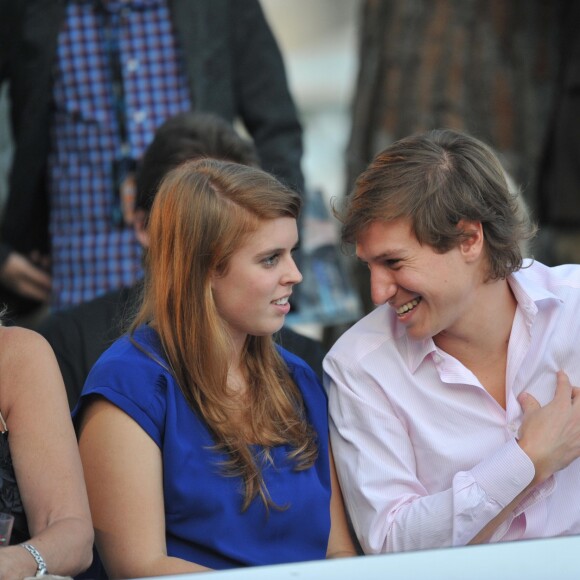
130,159 -> 318,510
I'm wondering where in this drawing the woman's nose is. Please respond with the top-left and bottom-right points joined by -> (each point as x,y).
283,255 -> 303,285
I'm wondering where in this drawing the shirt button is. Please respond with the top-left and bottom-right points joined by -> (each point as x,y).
127,58 -> 140,72
508,422 -> 518,433
133,110 -> 147,124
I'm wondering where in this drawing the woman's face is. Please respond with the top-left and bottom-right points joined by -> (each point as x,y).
211,217 -> 302,349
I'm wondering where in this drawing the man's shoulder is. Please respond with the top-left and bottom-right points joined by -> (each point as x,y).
326,305 -> 400,363
513,260 -> 580,296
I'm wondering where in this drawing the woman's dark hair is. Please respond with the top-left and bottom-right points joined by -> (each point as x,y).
135,112 -> 260,213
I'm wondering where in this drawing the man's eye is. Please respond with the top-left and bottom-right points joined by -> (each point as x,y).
385,259 -> 401,268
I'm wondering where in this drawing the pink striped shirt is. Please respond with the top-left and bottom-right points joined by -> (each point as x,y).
325,259 -> 580,553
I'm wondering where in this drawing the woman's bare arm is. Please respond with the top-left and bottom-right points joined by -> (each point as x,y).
0,327 -> 94,579
326,443 -> 358,559
78,398 -> 211,578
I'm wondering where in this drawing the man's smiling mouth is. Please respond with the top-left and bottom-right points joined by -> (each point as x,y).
396,296 -> 422,316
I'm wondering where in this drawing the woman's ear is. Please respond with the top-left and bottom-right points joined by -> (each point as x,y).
457,220 -> 484,262
209,266 -> 223,288
133,209 -> 150,248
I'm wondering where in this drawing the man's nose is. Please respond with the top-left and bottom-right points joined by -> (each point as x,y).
370,267 -> 397,306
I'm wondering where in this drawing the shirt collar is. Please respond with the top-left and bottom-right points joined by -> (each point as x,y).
388,314 -> 437,374
405,260 -> 564,374
509,259 -> 563,309
407,336 -> 438,374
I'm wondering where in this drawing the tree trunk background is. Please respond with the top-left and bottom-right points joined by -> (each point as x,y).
344,0 -> 562,314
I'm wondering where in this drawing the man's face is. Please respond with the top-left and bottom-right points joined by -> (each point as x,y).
356,218 -> 481,342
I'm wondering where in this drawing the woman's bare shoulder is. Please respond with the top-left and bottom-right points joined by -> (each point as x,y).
0,326 -> 61,403
0,325 -> 53,364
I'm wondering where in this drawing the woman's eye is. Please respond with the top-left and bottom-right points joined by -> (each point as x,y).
263,254 -> 280,267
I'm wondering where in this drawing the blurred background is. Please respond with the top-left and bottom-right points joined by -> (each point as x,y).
257,0 -> 577,342
260,0 -> 364,339
261,0 -> 361,213
2,0 -> 577,343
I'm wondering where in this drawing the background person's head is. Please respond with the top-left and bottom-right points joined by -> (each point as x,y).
134,111 -> 260,244
340,129 -> 537,281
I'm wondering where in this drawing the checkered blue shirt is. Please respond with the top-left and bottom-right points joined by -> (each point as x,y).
49,0 -> 191,310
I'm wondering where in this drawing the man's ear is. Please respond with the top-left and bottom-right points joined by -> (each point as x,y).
133,209 -> 150,248
457,220 -> 484,262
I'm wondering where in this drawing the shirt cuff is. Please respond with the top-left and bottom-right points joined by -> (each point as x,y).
470,438 -> 535,507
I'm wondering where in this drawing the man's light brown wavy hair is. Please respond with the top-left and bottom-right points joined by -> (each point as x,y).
339,129 -> 536,281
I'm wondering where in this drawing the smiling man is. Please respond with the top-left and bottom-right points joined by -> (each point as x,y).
324,129 -> 580,554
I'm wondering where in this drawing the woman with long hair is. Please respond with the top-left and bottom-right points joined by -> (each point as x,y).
76,159 -> 355,577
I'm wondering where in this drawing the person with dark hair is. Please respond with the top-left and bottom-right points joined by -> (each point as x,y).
134,112 -> 261,216
38,112 -> 325,409
325,129 -> 580,553
75,159 -> 356,577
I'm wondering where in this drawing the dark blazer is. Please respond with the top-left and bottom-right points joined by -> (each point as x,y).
537,0 -> 580,227
0,0 -> 304,257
